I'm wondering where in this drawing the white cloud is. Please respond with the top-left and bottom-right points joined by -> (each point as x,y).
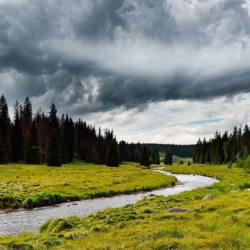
76,93 -> 250,144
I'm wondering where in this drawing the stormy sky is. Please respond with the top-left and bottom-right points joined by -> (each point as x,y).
1,0 -> 250,144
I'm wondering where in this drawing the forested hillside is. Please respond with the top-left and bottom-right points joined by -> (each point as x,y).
193,125 -> 250,164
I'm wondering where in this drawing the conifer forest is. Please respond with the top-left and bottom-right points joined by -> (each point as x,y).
193,125 -> 250,165
0,94 -> 190,167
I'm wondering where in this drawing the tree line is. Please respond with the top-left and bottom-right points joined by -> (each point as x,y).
192,125 -> 250,165
0,94 -> 173,167
145,143 -> 194,158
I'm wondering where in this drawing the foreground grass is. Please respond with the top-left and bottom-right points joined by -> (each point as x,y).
2,164 -> 250,249
0,162 -> 176,209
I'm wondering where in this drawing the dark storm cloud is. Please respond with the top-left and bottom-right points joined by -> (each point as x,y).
74,0 -> 126,41
1,0 -> 250,115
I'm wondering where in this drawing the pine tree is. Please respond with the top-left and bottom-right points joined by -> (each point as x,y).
223,142 -> 231,163
47,103 -> 63,165
149,156 -> 153,165
60,136 -> 69,164
0,95 -> 10,143
49,103 -> 59,130
106,139 -> 120,167
119,140 -> 127,162
25,120 -> 41,164
11,101 -> 24,162
4,126 -> 12,162
192,139 -> 202,163
46,128 -> 62,167
205,141 -> 211,164
201,138 -> 207,164
21,97 -> 33,152
80,143 -> 88,162
134,148 -> 141,162
164,150 -> 173,165
140,145 -> 149,167
0,95 -> 11,161
62,114 -> 75,162
33,108 -> 50,162
0,131 -> 8,164
155,151 -> 161,165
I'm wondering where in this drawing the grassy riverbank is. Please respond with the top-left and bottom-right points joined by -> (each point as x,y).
0,162 -> 176,209
1,164 -> 250,249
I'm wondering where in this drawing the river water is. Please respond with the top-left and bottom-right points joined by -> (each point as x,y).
0,170 -> 218,235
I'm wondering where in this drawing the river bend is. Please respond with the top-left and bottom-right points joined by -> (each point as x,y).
0,170 -> 218,235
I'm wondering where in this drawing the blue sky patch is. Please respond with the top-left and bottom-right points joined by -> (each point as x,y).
188,118 -> 223,126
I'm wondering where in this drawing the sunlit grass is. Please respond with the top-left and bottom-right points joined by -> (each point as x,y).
0,162 -> 176,209
2,164 -> 250,249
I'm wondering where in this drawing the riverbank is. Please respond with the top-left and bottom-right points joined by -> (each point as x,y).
0,170 -> 216,235
2,164 -> 249,249
0,163 -> 176,210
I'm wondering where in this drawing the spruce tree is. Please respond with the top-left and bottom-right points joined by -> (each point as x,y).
12,100 -> 24,162
140,145 -> 150,167
46,128 -> 62,167
0,131 -> 8,164
25,120 -> 41,164
164,150 -> 173,165
153,149 -> 160,165
62,114 -> 75,162
47,103 -> 63,165
155,152 -> 160,165
106,139 -> 120,167
0,95 -> 11,161
80,143 -> 88,162
21,97 -> 33,152
33,108 -> 50,162
49,103 -> 59,130
0,95 -> 10,143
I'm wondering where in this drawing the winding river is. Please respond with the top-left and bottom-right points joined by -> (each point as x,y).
0,170 -> 218,235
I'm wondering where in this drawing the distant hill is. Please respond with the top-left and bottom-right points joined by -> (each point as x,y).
145,143 -> 194,158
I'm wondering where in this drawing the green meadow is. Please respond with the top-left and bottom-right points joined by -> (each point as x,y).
0,162 -> 176,209
1,164 -> 250,249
